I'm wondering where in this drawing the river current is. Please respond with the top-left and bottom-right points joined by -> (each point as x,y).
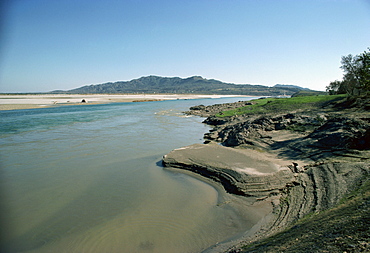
0,97 -> 258,253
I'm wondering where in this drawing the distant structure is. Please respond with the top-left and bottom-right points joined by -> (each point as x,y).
81,99 -> 86,103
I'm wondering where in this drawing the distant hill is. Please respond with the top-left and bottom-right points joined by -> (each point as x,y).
52,76 -> 311,96
273,84 -> 310,90
291,90 -> 328,97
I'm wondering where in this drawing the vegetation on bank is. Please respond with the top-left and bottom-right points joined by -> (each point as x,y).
290,90 -> 327,97
216,94 -> 346,117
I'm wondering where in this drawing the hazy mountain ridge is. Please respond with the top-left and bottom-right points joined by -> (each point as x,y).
53,75 -> 309,96
273,84 -> 310,90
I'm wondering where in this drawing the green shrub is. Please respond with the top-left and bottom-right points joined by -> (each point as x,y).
216,95 -> 346,117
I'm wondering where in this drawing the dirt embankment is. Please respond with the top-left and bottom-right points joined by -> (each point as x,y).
163,99 -> 370,252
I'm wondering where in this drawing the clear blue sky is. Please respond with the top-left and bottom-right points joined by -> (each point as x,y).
1,0 -> 369,93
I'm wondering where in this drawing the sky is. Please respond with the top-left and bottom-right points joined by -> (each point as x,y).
0,0 -> 369,93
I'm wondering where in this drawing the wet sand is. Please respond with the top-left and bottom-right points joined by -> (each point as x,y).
0,94 -> 249,111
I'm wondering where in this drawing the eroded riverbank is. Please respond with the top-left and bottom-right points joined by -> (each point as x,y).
162,96 -> 370,252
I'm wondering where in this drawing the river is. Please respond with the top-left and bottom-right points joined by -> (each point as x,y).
0,97 -> 259,253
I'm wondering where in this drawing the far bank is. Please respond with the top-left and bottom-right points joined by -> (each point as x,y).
0,94 -> 251,111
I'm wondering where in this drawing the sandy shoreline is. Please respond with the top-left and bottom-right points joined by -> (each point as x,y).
0,94 -> 249,111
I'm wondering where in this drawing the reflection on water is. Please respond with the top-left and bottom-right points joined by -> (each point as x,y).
0,97 -> 262,253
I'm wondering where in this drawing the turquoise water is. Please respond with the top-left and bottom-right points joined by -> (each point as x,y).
0,97 -> 261,253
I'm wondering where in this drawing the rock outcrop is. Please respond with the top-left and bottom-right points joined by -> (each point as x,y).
203,113 -> 328,147
186,101 -> 253,117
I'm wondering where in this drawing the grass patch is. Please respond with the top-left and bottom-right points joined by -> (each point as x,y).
216,94 -> 347,117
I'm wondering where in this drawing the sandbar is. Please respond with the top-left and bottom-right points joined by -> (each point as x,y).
0,94 -> 249,111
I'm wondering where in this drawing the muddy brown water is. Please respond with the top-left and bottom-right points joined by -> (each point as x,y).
0,97 -> 267,253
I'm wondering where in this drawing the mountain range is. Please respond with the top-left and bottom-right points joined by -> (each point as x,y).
52,75 -> 312,96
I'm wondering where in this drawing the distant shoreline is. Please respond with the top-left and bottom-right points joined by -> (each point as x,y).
0,94 -> 251,111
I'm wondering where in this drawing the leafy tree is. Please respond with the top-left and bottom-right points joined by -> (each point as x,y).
327,48 -> 370,96
340,53 -> 362,95
357,48 -> 370,92
326,80 -> 346,95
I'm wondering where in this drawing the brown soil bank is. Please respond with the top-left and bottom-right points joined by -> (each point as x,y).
163,96 -> 370,252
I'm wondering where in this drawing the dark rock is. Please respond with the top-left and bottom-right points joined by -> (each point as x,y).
308,117 -> 370,150
203,116 -> 229,126
184,101 -> 255,117
189,105 -> 206,110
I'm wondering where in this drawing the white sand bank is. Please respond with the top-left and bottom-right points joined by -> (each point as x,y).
0,94 -> 249,111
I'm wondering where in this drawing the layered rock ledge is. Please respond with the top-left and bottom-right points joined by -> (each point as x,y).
162,143 -> 296,198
